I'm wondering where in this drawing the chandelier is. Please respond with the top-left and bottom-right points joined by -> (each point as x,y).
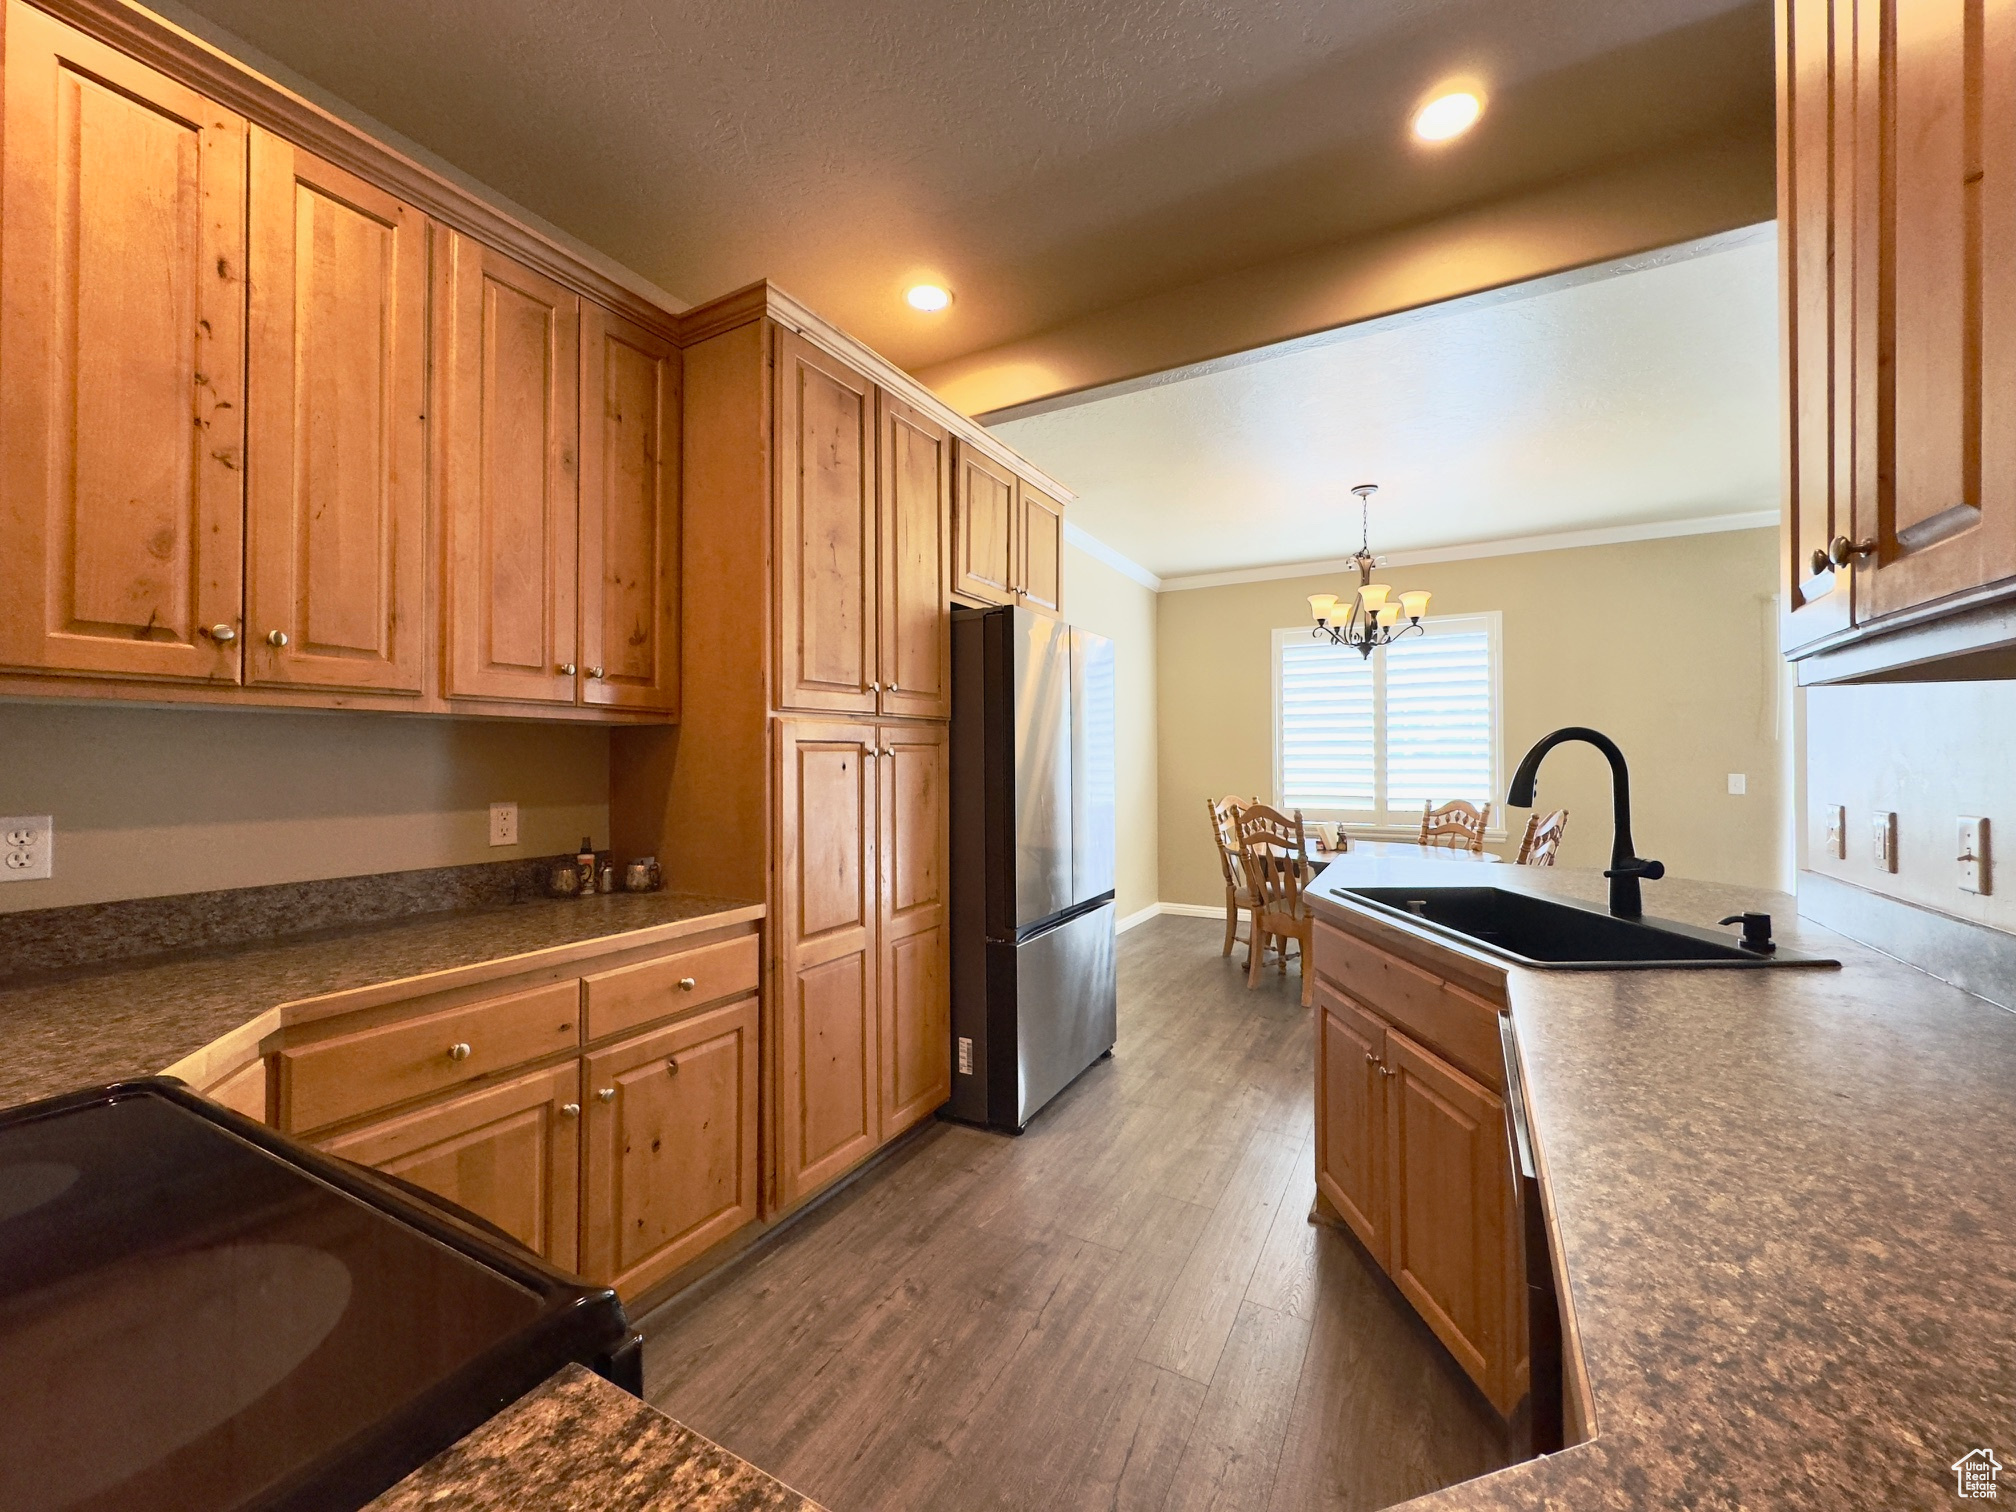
1306,484 -> 1431,658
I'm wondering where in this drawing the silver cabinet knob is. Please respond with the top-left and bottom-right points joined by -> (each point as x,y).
665,1057 -> 680,1074
266,630 -> 289,648
597,1087 -> 616,1103
889,682 -> 899,692
677,976 -> 696,992
1377,1065 -> 1395,1078
447,1042 -> 472,1061
559,662 -> 577,676
559,1102 -> 581,1118
587,665 -> 605,679
205,624 -> 237,644
1365,1051 -> 1379,1064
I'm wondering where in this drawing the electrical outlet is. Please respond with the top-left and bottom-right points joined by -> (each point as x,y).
0,816 -> 52,881
1873,811 -> 1897,873
957,1036 -> 974,1077
1959,816 -> 1991,895
488,802 -> 519,847
1823,805 -> 1846,860
1727,773 -> 1747,795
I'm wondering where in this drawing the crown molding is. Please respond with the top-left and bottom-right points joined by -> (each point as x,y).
1063,523 -> 1162,591
1154,509 -> 1780,593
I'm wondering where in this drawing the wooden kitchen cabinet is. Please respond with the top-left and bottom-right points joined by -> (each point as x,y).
954,445 -> 1020,606
1316,983 -> 1389,1262
773,719 -> 883,1203
879,393 -> 953,720
322,1061 -> 583,1270
1018,481 -> 1064,615
0,0 -> 247,683
878,721 -> 951,1138
579,302 -> 680,713
435,227 -> 581,705
580,995 -> 759,1298
776,328 -> 878,715
245,128 -> 428,694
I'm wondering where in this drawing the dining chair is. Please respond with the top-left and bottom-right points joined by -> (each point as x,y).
1419,799 -> 1492,855
1209,795 -> 1260,960
1516,808 -> 1570,867
1236,803 -> 1315,1007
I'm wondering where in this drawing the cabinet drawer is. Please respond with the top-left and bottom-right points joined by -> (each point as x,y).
583,934 -> 761,1041
1313,920 -> 1503,1089
280,979 -> 581,1133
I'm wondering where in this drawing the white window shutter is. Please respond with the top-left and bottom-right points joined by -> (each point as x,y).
1385,630 -> 1494,809
1278,640 -> 1375,810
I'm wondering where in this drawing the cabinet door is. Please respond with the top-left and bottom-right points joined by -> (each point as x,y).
879,722 -> 950,1139
775,719 -> 881,1203
1018,480 -> 1064,615
953,445 -> 1017,605
1850,0 -> 2016,618
245,129 -> 427,693
1776,0 -> 1857,651
322,1062 -> 582,1270
436,227 -> 580,703
776,329 -> 876,714
0,1 -> 246,682
1315,983 -> 1388,1264
878,393 -> 951,720
580,304 -> 680,713
581,996 -> 759,1298
1383,1026 -> 1520,1415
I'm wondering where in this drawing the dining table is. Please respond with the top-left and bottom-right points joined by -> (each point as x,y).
1317,838 -> 1503,864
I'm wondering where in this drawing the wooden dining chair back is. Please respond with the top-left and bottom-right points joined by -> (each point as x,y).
1235,803 -> 1315,1007
1208,795 -> 1258,958
1516,808 -> 1570,867
1419,798 -> 1492,855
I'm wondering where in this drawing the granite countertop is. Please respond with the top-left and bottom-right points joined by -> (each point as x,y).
0,892 -> 762,1108
1303,855 -> 2016,1509
365,1365 -> 822,1512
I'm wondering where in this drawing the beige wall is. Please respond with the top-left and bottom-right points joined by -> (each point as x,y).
0,703 -> 609,912
1061,542 -> 1160,922
1156,528 -> 1785,908
1803,682 -> 2016,933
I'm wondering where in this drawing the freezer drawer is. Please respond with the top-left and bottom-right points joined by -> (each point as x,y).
1000,900 -> 1117,1130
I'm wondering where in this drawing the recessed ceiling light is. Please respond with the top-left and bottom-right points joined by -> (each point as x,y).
906,284 -> 952,312
1412,91 -> 1483,143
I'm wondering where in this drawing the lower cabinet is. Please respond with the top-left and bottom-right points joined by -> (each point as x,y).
1314,950 -> 1524,1415
322,1061 -> 582,1271
580,995 -> 760,1298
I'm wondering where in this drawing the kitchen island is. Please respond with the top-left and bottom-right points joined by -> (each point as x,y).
1304,855 -> 2016,1509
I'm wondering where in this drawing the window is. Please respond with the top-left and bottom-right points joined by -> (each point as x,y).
1273,612 -> 1502,828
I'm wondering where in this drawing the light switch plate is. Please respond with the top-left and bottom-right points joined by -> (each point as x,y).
488,802 -> 519,847
1959,816 -> 1990,895
1727,773 -> 1747,795
1873,811 -> 1897,873
1824,805 -> 1846,860
0,816 -> 52,881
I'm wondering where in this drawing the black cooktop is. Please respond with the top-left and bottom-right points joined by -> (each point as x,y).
0,1079 -> 637,1512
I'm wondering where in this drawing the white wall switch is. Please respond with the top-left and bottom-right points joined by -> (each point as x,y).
1873,811 -> 1897,873
1824,805 -> 1846,860
488,802 -> 519,847
1959,816 -> 1991,895
0,816 -> 52,881
1727,773 -> 1747,795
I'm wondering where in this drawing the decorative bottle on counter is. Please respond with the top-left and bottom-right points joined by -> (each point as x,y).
576,837 -> 597,896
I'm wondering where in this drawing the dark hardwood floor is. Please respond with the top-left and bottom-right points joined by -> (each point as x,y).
640,914 -> 1513,1510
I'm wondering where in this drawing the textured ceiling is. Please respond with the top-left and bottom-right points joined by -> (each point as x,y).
165,0 -> 1773,371
988,229 -> 1780,580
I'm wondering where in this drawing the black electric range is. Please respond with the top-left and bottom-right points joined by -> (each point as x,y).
0,1078 -> 639,1512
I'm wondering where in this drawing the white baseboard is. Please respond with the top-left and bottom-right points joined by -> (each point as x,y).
1117,902 -> 1225,933
1116,903 -> 1163,933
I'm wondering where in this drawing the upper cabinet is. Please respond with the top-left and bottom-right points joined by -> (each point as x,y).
952,443 -> 1065,616
245,129 -> 428,694
435,229 -> 582,706
580,305 -> 681,715
0,1 -> 247,683
879,394 -> 952,720
1778,0 -> 2016,680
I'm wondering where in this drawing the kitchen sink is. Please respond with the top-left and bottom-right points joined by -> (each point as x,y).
1338,886 -> 1839,970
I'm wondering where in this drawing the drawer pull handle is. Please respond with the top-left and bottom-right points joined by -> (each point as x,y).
447,1042 -> 472,1061
559,1102 -> 581,1118
666,1057 -> 680,1074
677,976 -> 697,991
598,1087 -> 616,1103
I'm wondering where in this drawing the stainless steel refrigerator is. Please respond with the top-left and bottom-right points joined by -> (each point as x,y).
948,605 -> 1118,1132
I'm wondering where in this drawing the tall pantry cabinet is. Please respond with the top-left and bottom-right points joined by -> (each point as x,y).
615,285 -> 1066,1213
